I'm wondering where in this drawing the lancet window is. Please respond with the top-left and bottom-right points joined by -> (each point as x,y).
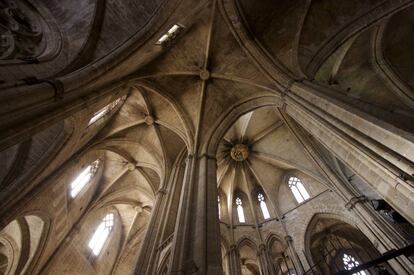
235,197 -> 245,223
88,97 -> 124,126
288,176 -> 310,203
257,193 -> 270,219
70,160 -> 99,198
88,213 -> 115,256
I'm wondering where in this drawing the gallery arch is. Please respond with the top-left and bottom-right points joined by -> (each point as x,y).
304,214 -> 389,274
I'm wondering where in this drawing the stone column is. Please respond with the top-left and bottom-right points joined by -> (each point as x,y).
257,243 -> 275,275
228,245 -> 242,275
133,186 -> 168,274
285,235 -> 304,274
134,154 -> 186,274
191,154 -> 223,274
280,111 -> 414,273
285,81 -> 414,224
170,154 -> 223,274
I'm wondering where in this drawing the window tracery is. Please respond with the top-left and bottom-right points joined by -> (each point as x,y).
342,253 -> 366,275
88,213 -> 114,256
235,197 -> 245,223
257,193 -> 270,219
288,177 -> 310,203
70,160 -> 99,198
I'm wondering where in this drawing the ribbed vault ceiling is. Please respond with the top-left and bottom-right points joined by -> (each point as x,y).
216,106 -> 326,200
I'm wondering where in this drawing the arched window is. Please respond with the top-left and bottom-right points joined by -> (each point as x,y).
257,193 -> 270,219
288,176 -> 310,203
70,160 -> 100,198
235,197 -> 245,223
88,97 -> 124,126
88,213 -> 114,256
218,196 -> 221,220
342,253 -> 366,275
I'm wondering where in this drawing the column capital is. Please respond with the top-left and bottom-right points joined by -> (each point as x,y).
345,195 -> 367,210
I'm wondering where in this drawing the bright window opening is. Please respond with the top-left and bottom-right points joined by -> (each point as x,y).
218,196 -> 221,220
156,24 -> 183,45
70,160 -> 99,198
258,193 -> 270,219
236,197 -> 245,223
343,253 -> 366,275
88,213 -> 114,256
288,177 -> 310,203
88,97 -> 124,126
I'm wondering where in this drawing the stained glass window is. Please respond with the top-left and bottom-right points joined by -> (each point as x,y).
342,253 -> 366,275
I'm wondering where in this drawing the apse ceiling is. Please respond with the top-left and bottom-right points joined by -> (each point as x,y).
216,106 -> 327,199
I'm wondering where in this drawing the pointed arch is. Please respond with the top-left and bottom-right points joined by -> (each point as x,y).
0,212 -> 51,275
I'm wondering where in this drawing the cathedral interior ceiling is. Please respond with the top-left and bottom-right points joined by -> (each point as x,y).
0,0 -> 414,274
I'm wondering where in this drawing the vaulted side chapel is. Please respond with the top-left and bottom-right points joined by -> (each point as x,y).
0,0 -> 413,274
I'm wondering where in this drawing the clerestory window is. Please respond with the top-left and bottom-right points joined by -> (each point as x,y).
88,97 -> 124,126
70,160 -> 99,198
288,176 -> 310,203
88,213 -> 114,256
257,193 -> 270,219
235,197 -> 245,223
218,196 -> 221,220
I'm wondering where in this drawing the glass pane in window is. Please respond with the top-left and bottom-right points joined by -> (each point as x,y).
218,196 -> 221,219
288,177 -> 310,203
70,166 -> 92,198
88,97 -> 123,126
88,213 -> 114,256
235,197 -> 245,223
70,160 -> 99,198
237,205 -> 245,223
342,253 -> 366,275
260,201 -> 270,219
297,182 -> 310,200
291,186 -> 304,203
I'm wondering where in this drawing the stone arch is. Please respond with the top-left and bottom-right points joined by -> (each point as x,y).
0,120 -> 71,219
237,237 -> 260,275
0,0 -> 62,64
303,212 -> 386,274
204,94 -> 282,156
157,248 -> 171,275
130,81 -> 195,151
0,212 -> 51,275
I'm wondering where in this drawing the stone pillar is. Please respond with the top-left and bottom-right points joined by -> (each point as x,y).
280,111 -> 414,273
134,153 -> 186,274
191,154 -> 223,274
170,154 -> 223,274
133,186 -> 168,274
285,82 -> 414,224
169,155 -> 196,274
228,245 -> 242,275
257,243 -> 275,275
285,235 -> 304,274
